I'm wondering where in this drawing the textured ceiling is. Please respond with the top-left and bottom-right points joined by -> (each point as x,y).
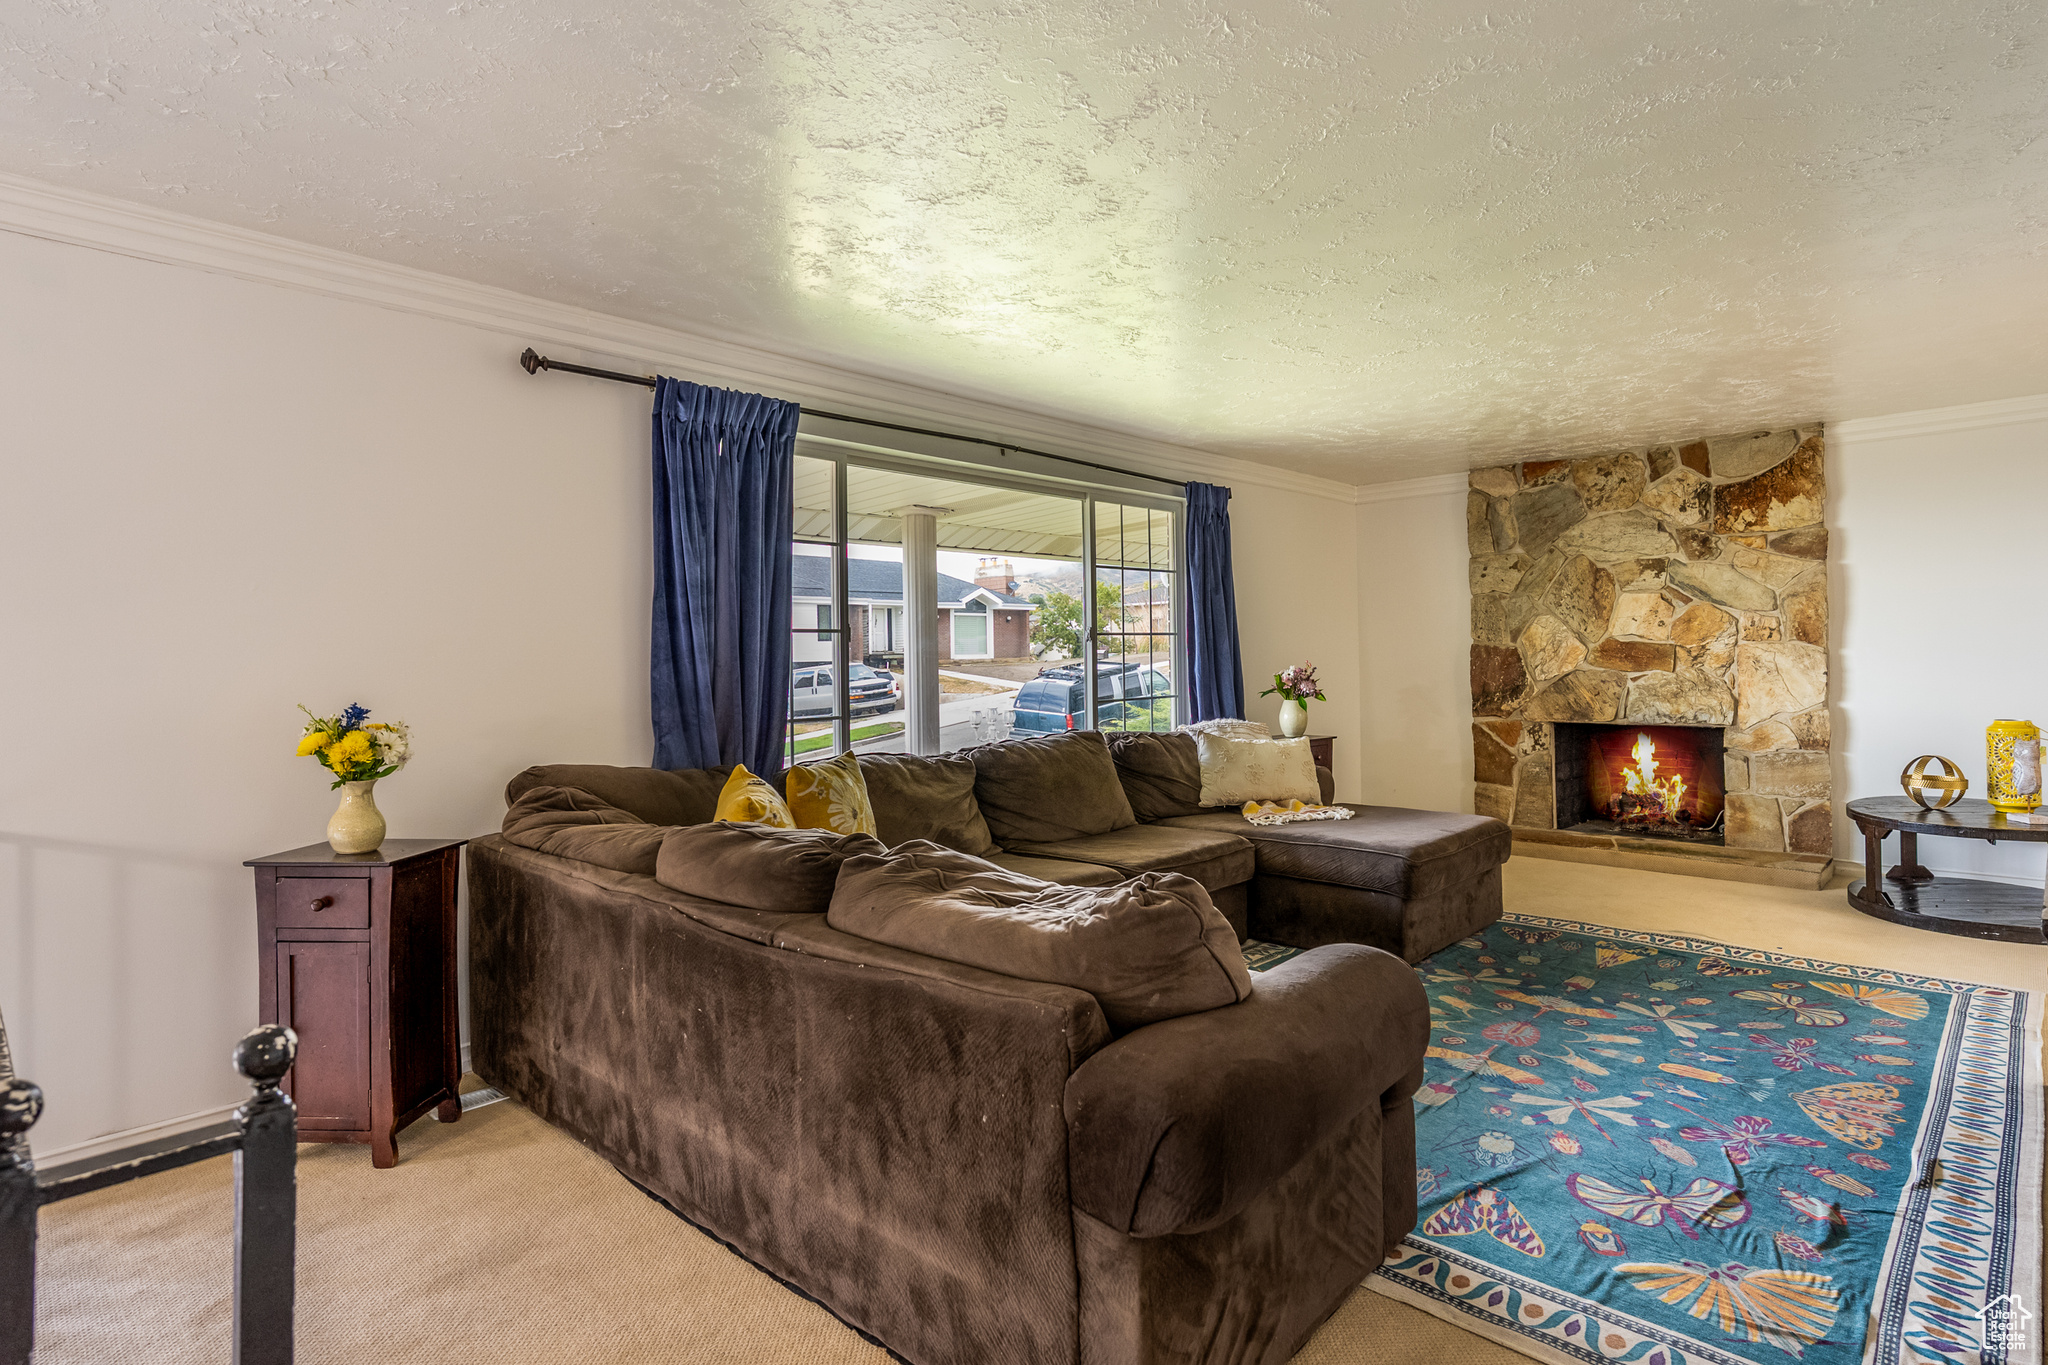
7,1 -> 2046,482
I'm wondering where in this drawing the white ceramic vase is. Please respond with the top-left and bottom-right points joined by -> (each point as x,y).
327,780 -> 386,854
1278,699 -> 1308,738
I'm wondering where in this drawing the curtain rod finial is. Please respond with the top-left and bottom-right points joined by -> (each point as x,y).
519,348 -> 544,375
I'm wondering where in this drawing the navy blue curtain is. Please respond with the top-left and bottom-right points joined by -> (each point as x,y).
1183,482 -> 1246,721
651,378 -> 799,774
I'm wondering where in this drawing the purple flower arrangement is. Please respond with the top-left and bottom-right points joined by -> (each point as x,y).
1260,661 -> 1326,704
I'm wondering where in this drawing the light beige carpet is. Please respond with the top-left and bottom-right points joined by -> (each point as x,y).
35,857 -> 2048,1364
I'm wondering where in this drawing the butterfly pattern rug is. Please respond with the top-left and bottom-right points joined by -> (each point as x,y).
1246,914 -> 2041,1365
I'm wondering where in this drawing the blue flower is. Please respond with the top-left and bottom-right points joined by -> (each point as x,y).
340,703 -> 370,731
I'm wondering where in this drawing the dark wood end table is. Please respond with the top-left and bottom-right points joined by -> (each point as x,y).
1844,797 -> 2046,944
246,838 -> 467,1166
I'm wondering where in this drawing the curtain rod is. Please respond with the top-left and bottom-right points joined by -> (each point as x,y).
518,348 -> 1186,492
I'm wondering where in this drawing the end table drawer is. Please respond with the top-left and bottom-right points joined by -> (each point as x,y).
275,876 -> 370,930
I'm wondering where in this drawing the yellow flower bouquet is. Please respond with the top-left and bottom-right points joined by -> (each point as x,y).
297,703 -> 412,789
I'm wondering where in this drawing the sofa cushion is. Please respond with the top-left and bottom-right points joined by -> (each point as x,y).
505,763 -> 742,827
1105,732 -> 1208,821
827,841 -> 1250,1032
500,785 -> 671,875
1000,825 -> 1256,896
657,822 -> 885,913
968,731 -> 1137,845
856,752 -> 997,856
980,852 -> 1127,888
1157,805 -> 1512,899
481,833 -> 819,947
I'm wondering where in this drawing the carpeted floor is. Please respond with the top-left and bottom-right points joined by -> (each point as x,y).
34,857 -> 2048,1364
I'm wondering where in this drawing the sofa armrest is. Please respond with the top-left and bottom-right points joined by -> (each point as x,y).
1063,943 -> 1426,1237
1317,765 -> 1335,805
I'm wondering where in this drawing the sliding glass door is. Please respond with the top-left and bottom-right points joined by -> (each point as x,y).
787,436 -> 1184,767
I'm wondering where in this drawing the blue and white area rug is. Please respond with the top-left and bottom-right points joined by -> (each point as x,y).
1247,916 -> 2041,1365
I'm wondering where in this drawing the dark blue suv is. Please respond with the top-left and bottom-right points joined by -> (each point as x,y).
1010,662 -> 1174,734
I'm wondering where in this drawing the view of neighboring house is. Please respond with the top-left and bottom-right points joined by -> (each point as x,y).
791,554 -> 1035,665
1120,580 -> 1172,635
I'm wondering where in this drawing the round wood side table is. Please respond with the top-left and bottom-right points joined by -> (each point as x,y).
1845,796 -> 2048,943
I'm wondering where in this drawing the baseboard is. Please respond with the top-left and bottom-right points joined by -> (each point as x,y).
32,1043 -> 480,1164
29,1100 -> 241,1166
1841,859 -> 2046,890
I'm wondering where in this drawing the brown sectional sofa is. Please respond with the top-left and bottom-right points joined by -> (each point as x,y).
468,730 -> 1509,1365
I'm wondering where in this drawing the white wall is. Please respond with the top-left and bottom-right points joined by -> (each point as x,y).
1351,480 -> 1475,813
0,223 -> 1362,1155
1831,400 -> 2048,884
1,228 -> 656,1154
1232,480 -> 1363,800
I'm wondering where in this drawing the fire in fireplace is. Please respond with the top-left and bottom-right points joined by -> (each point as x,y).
1553,723 -> 1726,844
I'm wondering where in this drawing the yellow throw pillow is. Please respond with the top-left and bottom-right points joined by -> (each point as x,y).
784,750 -> 880,837
713,764 -> 795,829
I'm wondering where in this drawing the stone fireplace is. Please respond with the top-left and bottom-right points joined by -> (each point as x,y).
1469,426 -> 1831,867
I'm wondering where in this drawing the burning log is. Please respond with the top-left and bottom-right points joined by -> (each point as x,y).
1606,733 -> 1695,831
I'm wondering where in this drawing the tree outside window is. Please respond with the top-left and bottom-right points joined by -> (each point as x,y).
1028,580 -> 1126,658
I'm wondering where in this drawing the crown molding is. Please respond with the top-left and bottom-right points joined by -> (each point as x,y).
0,172 -> 1358,503
1832,393 -> 2048,444
1354,472 -> 1469,505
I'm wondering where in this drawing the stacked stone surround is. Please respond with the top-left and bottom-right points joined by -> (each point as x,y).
1468,427 -> 1831,856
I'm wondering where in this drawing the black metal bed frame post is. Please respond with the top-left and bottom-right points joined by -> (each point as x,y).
1,1078 -> 45,1365
231,1029 -> 296,1365
0,1023 -> 297,1364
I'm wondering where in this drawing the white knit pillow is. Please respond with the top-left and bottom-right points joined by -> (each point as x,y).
1180,718 -> 1271,741
1193,731 -> 1321,807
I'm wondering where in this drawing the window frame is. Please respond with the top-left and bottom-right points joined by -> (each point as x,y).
788,459 -> 853,764
1084,503 -> 1186,735
790,425 -> 1186,761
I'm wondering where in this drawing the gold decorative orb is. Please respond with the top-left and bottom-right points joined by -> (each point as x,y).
1900,755 -> 1967,809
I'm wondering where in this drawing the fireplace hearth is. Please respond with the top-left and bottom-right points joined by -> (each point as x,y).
1554,723 -> 1725,844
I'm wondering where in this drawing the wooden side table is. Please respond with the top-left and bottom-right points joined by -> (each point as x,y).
1844,797 -> 2047,943
246,838 -> 467,1167
1306,735 -> 1335,780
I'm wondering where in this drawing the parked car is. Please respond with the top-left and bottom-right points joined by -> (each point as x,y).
1010,661 -> 1173,734
792,662 -> 898,719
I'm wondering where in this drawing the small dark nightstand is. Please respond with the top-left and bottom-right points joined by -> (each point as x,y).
1306,734 -> 1335,780
245,838 -> 466,1167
